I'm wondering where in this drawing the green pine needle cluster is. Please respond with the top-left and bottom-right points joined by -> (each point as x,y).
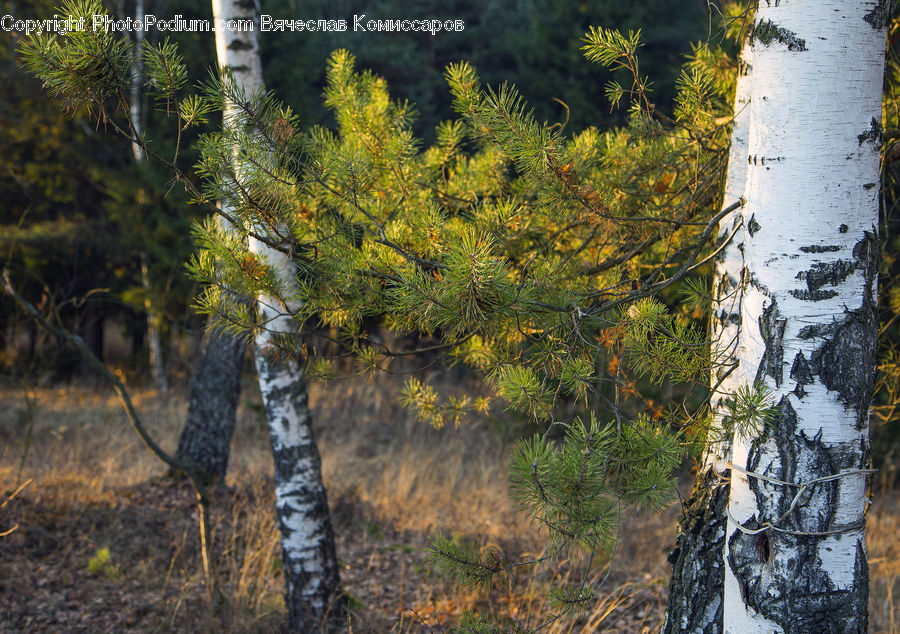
426,534 -> 508,592
399,377 -> 486,429
721,382 -> 779,440
19,0 -> 133,112
547,583 -> 600,614
622,297 -> 709,384
509,415 -> 682,557
450,612 -> 524,634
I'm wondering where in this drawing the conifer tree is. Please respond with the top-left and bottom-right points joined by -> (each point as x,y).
185,29 -> 740,630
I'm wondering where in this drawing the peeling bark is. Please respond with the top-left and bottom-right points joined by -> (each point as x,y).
751,19 -> 807,52
723,2 -> 884,631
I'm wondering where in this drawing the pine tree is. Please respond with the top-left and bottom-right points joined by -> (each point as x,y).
186,29 -> 739,630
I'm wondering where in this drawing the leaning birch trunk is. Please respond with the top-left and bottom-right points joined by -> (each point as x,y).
174,327 -> 244,485
723,2 -> 885,631
663,38 -> 751,634
212,0 -> 343,628
130,0 -> 168,397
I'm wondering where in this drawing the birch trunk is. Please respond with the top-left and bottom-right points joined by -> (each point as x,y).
174,327 -> 244,485
129,0 -> 144,163
130,0 -> 168,396
139,252 -> 168,396
663,38 -> 752,634
212,0 -> 343,627
723,2 -> 885,631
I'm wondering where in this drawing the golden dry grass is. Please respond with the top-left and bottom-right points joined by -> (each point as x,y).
0,374 -> 897,632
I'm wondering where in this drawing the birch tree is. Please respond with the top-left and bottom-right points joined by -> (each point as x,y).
722,1 -> 886,631
209,0 -> 344,627
171,0 -> 247,486
125,0 -> 170,396
128,0 -> 246,487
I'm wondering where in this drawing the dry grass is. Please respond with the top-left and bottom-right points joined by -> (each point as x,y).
0,373 -> 897,632
871,467 -> 900,634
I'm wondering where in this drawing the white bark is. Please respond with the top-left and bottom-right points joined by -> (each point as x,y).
723,2 -> 885,631
140,252 -> 168,396
211,0 -> 342,626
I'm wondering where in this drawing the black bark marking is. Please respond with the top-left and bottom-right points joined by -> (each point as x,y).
839,224 -> 849,233
752,19 -> 807,51
808,312 -> 877,429
712,267 -> 741,333
747,214 -> 761,237
799,245 -> 840,253
798,323 -> 837,340
790,352 -> 813,398
756,532 -> 770,563
663,470 -> 728,634
727,516 -> 766,604
857,118 -> 883,147
790,288 -> 839,301
227,39 -> 254,51
755,301 -> 786,387
864,0 -> 892,29
792,258 -> 857,301
854,542 -> 871,630
807,233 -> 879,428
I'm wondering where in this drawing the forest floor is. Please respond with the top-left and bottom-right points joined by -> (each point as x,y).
0,373 -> 897,633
